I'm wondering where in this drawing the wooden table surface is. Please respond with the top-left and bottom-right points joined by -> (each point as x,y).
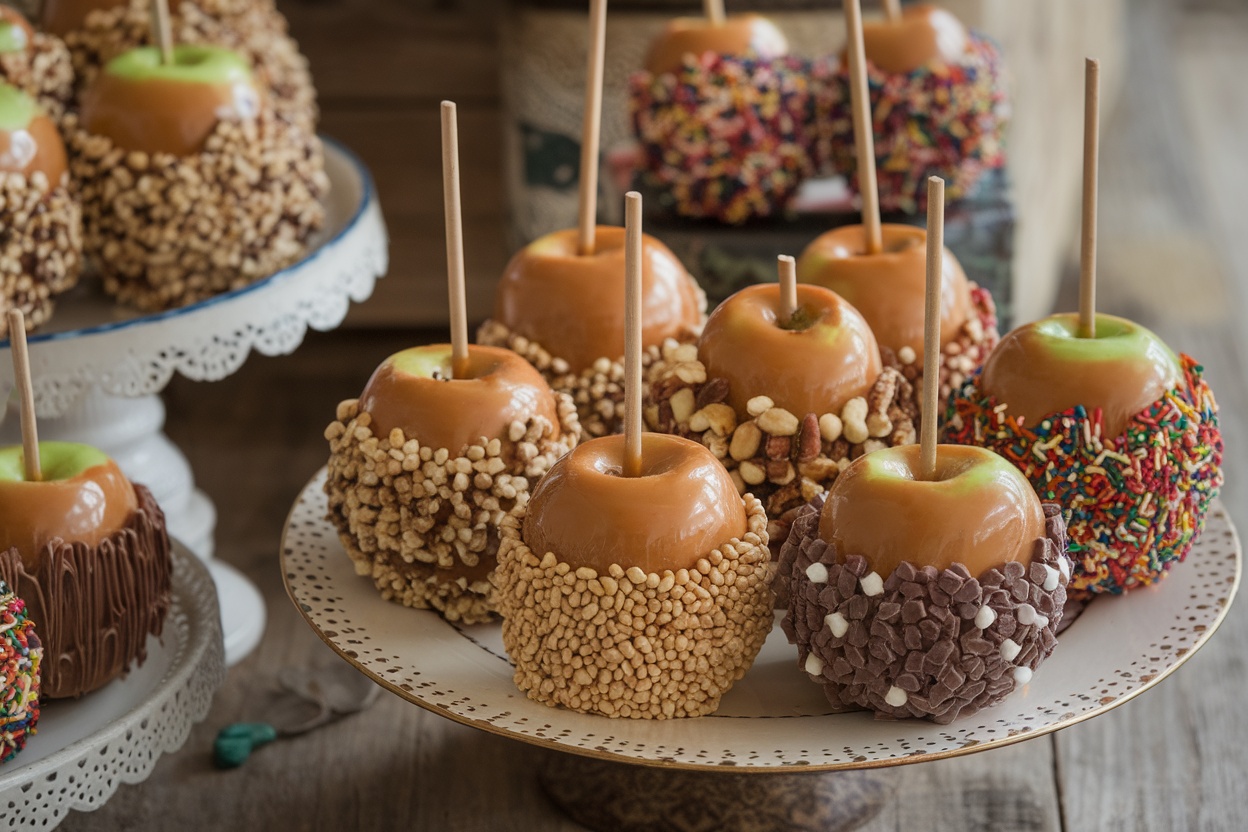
57,1 -> 1248,830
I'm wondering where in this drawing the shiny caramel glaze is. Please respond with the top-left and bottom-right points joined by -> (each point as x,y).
0,458 -> 138,568
524,433 -> 747,574
40,0 -> 123,36
644,13 -> 789,75
359,344 -> 560,456
0,6 -> 34,52
978,312 -> 1183,439
0,112 -> 68,184
859,3 -> 969,74
80,61 -> 261,156
699,282 -> 881,419
797,223 -> 971,359
494,226 -> 703,374
820,444 -> 1044,579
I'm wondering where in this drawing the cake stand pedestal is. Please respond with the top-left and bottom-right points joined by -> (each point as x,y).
0,139 -> 388,666
281,470 -> 1240,831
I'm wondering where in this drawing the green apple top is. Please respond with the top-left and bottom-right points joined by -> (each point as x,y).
978,312 -> 1182,439
0,82 -> 68,184
859,3 -> 969,74
644,13 -> 789,75
698,282 -> 882,419
523,433 -> 747,574
80,44 -> 262,156
493,226 -> 704,374
0,441 -> 138,567
0,6 -> 34,55
797,223 -> 971,361
820,443 -> 1045,579
358,343 -> 562,456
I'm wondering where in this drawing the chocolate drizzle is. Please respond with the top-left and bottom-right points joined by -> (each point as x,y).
0,485 -> 172,699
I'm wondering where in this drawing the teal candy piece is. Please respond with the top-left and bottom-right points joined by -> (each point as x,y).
213,722 -> 278,769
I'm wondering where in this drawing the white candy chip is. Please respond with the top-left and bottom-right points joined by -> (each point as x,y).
1000,638 -> 1022,662
805,562 -> 830,584
825,612 -> 849,639
860,572 -> 884,597
974,605 -> 997,630
1016,604 -> 1037,626
1013,666 -> 1034,685
1036,615 -> 1050,629
1042,564 -> 1060,591
1058,556 -> 1072,579
804,653 -> 825,677
884,686 -> 908,707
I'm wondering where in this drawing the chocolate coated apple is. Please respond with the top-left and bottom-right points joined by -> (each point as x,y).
0,83 -> 67,183
494,226 -> 702,374
698,282 -> 881,419
978,312 -> 1182,438
860,3 -> 968,74
644,13 -> 788,75
80,44 -> 261,156
523,433 -> 746,574
797,223 -> 971,359
40,0 -> 123,37
359,344 -> 561,456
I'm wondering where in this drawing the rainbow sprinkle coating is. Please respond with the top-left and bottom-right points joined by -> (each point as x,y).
944,355 -> 1223,595
630,53 -> 822,224
818,31 -> 1008,214
1,580 -> 40,764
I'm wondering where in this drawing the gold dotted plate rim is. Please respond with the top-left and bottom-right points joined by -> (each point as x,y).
282,468 -> 1240,772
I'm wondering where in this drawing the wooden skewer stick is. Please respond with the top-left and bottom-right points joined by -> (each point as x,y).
441,101 -> 471,380
882,0 -> 902,23
777,255 -> 798,323
577,0 -> 608,256
1078,58 -> 1100,339
704,0 -> 726,26
150,0 -> 173,65
623,191 -> 644,478
919,176 -> 944,482
845,0 -> 883,254
7,310 -> 40,483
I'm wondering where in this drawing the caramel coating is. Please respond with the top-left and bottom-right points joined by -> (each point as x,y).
0,112 -> 67,184
820,444 -> 1044,580
523,433 -> 747,575
698,283 -> 881,420
0,459 -> 138,569
359,344 -> 562,458
495,227 -> 703,375
798,223 -> 971,359
41,0 -> 122,36
860,3 -> 969,74
644,13 -> 789,76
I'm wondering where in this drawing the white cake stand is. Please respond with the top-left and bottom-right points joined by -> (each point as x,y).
0,139 -> 389,666
0,544 -> 226,831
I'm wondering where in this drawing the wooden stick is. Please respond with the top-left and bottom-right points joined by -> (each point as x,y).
845,0 -> 882,254
777,255 -> 798,323
7,310 -> 39,483
703,0 -> 725,26
1078,58 -> 1100,339
576,0 -> 608,256
623,192 -> 644,478
150,0 -> 173,64
440,101 -> 470,380
919,176 -> 944,482
882,0 -> 902,23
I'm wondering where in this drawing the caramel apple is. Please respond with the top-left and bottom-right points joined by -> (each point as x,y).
644,13 -> 788,76
0,441 -> 172,699
40,0 -> 123,37
0,8 -> 34,55
0,83 -> 67,183
782,443 -> 1071,722
497,432 -> 773,718
859,3 -> 968,74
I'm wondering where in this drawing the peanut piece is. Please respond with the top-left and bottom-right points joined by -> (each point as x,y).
729,421 -> 762,461
756,407 -> 799,437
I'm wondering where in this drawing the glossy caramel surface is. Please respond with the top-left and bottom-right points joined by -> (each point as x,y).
820,444 -> 1044,579
978,312 -> 1183,438
860,3 -> 968,74
0,113 -> 68,184
359,344 -> 560,455
494,226 -> 703,374
524,433 -> 747,574
798,223 -> 971,359
0,459 -> 138,568
699,283 -> 881,418
41,0 -> 123,36
644,13 -> 789,75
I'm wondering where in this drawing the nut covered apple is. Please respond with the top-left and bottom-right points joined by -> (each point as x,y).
0,5 -> 74,118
